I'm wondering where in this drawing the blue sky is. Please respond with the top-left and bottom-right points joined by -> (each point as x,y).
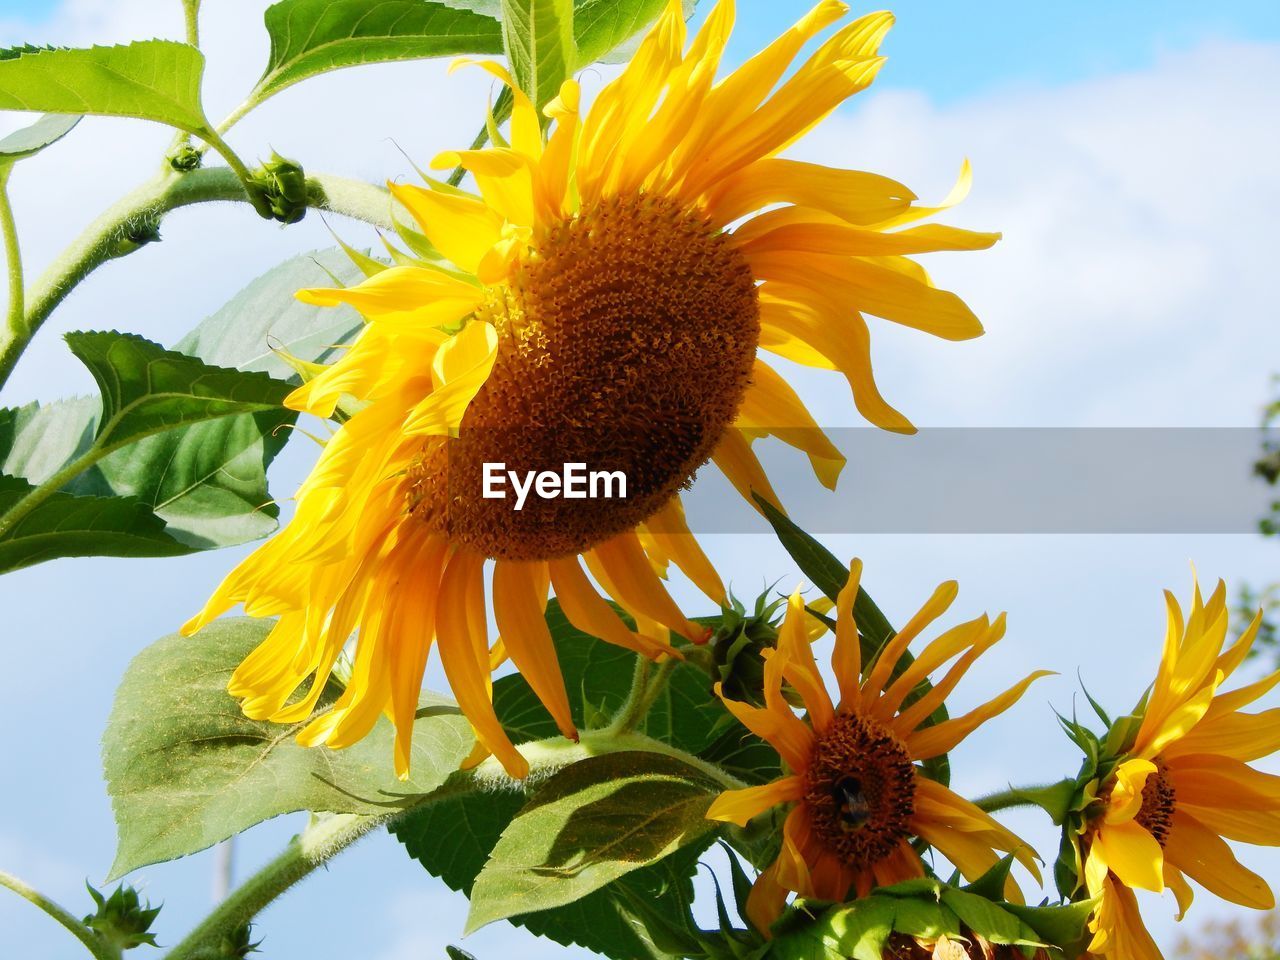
2,2 -> 1279,959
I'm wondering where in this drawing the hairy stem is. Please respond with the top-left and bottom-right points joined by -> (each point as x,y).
0,870 -> 119,960
970,784 -> 1057,815
0,167 -> 23,342
607,655 -> 680,735
163,814 -> 381,960
181,0 -> 201,47
0,167 -> 393,393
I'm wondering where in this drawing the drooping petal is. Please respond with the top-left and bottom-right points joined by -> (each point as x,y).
492,560 -> 576,740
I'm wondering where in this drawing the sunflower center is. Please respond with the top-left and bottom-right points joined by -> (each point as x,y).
408,194 -> 760,561
803,712 -> 917,871
1134,764 -> 1176,846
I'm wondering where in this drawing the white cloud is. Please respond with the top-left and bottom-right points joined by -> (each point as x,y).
791,39 -> 1280,428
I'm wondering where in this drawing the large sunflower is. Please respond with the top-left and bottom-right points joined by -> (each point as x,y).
707,562 -> 1046,932
184,0 -> 997,779
1082,579 -> 1278,960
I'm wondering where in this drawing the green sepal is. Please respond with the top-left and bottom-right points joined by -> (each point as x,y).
83,881 -> 162,950
1011,778 -> 1082,826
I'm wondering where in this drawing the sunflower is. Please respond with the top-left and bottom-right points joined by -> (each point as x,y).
183,0 -> 997,779
706,561 -> 1047,932
1081,579 -> 1277,960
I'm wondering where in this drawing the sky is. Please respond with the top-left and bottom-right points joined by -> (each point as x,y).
1,1 -> 1279,959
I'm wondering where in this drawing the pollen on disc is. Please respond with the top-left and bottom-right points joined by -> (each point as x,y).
409,193 -> 760,561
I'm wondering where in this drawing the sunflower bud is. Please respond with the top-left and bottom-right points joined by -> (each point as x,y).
249,152 -> 308,224
82,881 -> 160,950
110,217 -> 162,258
166,143 -> 202,172
709,590 -> 787,707
215,922 -> 261,958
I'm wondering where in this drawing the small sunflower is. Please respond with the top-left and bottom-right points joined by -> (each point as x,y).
1082,579 -> 1278,960
185,0 -> 997,779
706,562 -> 1047,932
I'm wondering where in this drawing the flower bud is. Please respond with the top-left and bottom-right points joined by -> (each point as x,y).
709,590 -> 787,707
167,143 -> 202,172
216,922 -> 261,958
249,151 -> 308,224
82,881 -> 161,950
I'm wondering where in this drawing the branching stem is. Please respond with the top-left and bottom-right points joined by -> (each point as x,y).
0,168 -> 394,393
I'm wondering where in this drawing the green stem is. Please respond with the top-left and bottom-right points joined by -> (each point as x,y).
607,655 -> 680,735
0,870 -> 119,960
970,784 -> 1055,815
163,814 -> 379,960
0,444 -> 106,539
0,168 -> 393,393
181,0 -> 201,46
167,0 -> 202,156
0,167 -> 23,341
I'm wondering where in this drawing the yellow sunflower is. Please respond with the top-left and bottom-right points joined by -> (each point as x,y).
707,561 -> 1047,932
1082,579 -> 1277,960
184,0 -> 998,779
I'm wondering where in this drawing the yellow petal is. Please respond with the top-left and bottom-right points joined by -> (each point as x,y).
387,181 -> 502,274
706,776 -> 803,826
640,497 -> 726,605
708,159 -> 914,228
861,580 -> 959,700
1105,759 -> 1158,824
735,359 -> 846,489
1165,810 -> 1275,909
1094,820 -> 1164,893
492,560 -> 576,740
831,559 -> 863,712
905,670 -> 1055,761
776,591 -> 835,732
437,550 -> 529,779
402,322 -> 498,436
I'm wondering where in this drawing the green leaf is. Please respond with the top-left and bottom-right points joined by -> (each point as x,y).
64,331 -> 293,452
0,254 -> 362,561
501,0 -> 576,111
771,897 -> 897,960
0,112 -> 80,164
700,725 -> 782,786
2,396 -> 292,551
1004,899 -> 1095,955
465,751 -> 721,932
0,473 -> 191,573
103,617 -> 475,879
0,42 -> 209,132
173,248 -> 365,379
938,888 -> 1042,948
393,769 -> 710,959
961,854 -> 1015,901
574,0 -> 682,65
253,0 -> 504,103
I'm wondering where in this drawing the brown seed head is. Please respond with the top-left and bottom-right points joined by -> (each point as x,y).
409,193 -> 760,560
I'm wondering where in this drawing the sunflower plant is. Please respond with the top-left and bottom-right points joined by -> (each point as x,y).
0,3 -> 1274,960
